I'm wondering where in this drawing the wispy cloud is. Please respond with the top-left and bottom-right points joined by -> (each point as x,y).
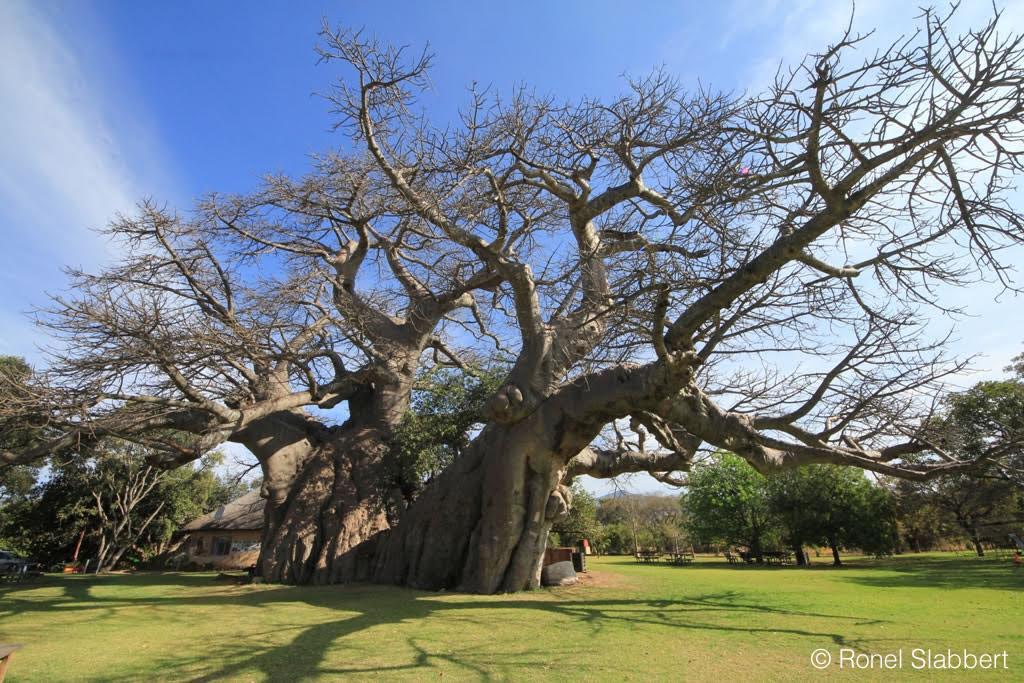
606,1 -> 1024,496
0,1 -> 179,362
715,0 -> 1024,381
737,1 -> 1024,90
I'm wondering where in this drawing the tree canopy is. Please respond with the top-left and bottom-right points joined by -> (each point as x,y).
0,356 -> 43,502
767,464 -> 898,565
683,452 -> 780,556
892,372 -> 1024,555
0,442 -> 249,568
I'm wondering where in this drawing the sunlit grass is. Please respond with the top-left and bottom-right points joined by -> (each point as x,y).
1,552 -> 1020,681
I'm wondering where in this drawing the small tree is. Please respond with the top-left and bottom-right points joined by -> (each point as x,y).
591,522 -> 633,555
550,483 -> 598,548
843,485 -> 900,560
0,357 -> 42,504
683,453 -> 779,559
896,378 -> 1024,555
893,493 -> 951,552
765,468 -> 820,564
768,465 -> 898,566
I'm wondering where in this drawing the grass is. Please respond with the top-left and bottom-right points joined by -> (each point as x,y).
0,552 -> 1021,681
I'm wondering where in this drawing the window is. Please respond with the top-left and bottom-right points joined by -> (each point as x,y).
194,538 -> 204,554
231,539 -> 261,553
212,537 -> 231,556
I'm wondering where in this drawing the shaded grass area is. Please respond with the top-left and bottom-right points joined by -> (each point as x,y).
0,553 -> 1020,681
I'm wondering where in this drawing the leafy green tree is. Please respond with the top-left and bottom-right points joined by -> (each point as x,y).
682,453 -> 779,559
0,462 -> 90,558
0,442 -> 249,568
768,465 -> 898,566
892,490 -> 952,552
597,494 -> 687,553
0,458 -> 39,507
550,483 -> 598,548
0,356 -> 43,504
944,379 -> 1024,488
894,472 -> 1020,557
590,522 -> 632,555
893,377 -> 1024,556
390,367 -> 504,502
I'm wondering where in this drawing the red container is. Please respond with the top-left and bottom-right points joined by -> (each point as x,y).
543,547 -> 574,566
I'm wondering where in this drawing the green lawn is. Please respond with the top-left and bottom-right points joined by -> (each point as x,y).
1,553 -> 1021,681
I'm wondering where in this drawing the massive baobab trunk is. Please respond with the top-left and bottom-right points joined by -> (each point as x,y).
373,364 -> 691,592
259,427 -> 393,584
246,400 -> 568,591
373,422 -> 570,592
235,386 -> 411,585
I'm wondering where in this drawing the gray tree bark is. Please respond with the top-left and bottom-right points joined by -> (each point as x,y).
239,377 -> 415,584
371,422 -> 568,592
257,427 -> 394,584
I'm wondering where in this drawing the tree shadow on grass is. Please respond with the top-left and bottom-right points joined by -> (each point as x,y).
114,593 -> 871,682
0,572 -> 232,621
0,572 -> 883,681
625,554 -> 1024,591
832,555 -> 1024,591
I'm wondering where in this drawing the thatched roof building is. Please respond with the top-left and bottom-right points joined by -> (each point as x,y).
178,491 -> 265,569
182,491 -> 265,532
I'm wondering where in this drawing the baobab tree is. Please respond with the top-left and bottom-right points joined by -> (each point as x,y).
3,7 -> 1024,592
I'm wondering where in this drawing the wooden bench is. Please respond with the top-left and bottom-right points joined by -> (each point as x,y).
0,644 -> 23,683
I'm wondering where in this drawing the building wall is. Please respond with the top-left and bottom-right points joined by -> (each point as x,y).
183,530 -> 261,570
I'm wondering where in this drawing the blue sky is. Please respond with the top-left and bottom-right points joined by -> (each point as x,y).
2,0 -> 1023,494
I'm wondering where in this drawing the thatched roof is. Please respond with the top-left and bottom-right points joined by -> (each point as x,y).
182,491 -> 265,532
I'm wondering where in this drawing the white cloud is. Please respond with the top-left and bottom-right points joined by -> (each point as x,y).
732,0 -> 1024,379
0,1 -> 179,362
738,0 -> 1019,90
593,1 -> 1024,497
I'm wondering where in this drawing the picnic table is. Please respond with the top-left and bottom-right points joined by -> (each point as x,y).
763,551 -> 794,565
0,644 -> 23,683
667,550 -> 695,565
634,550 -> 661,563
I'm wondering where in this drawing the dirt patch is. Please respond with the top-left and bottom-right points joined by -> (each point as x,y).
552,565 -> 636,594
